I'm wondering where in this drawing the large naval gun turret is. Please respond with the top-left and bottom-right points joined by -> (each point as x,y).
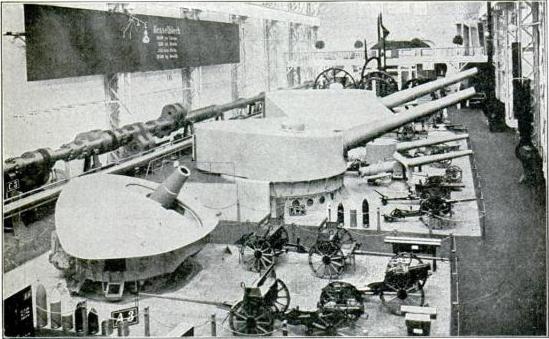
194,69 -> 478,182
191,69 -> 478,220
49,166 -> 218,300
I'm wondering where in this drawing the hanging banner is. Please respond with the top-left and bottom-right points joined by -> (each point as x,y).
24,4 -> 240,81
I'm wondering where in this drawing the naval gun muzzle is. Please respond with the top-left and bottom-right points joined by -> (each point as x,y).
380,68 -> 479,108
343,87 -> 476,151
149,166 -> 190,209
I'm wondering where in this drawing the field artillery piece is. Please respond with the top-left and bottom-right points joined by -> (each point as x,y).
415,175 -> 465,199
319,253 -> 430,315
237,223 -> 358,280
307,226 -> 358,280
383,196 -> 477,222
227,265 -> 360,336
375,189 -> 421,206
237,224 -> 307,272
318,252 -> 431,316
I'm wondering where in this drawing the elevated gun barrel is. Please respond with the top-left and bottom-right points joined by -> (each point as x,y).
398,149 -> 473,167
359,149 -> 473,177
149,166 -> 190,209
187,93 -> 265,123
381,68 -> 478,108
344,87 -> 476,150
396,134 -> 469,151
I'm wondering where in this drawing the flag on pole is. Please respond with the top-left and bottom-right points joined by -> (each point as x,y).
380,13 -> 390,39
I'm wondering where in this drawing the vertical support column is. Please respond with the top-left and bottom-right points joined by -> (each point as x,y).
104,73 -> 120,161
264,19 -> 279,91
144,307 -> 150,337
180,8 -> 196,111
288,22 -> 301,87
210,314 -> 217,336
182,8 -> 202,107
231,15 -> 247,101
531,2 -> 541,151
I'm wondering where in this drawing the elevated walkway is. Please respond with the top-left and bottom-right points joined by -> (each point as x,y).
286,47 -> 487,73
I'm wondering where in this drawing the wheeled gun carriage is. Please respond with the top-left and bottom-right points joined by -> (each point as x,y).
237,223 -> 360,280
226,265 -> 361,336
237,223 -> 307,272
415,173 -> 465,199
383,196 -> 477,222
318,252 -> 431,316
237,223 -> 445,282
375,189 -> 421,206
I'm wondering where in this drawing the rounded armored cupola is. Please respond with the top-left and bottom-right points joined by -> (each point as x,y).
365,138 -> 398,164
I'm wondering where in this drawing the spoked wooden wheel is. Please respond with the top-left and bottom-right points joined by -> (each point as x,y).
380,252 -> 426,315
263,279 -> 291,314
359,71 -> 398,96
241,238 -> 275,272
313,68 -> 357,89
308,242 -> 345,279
306,310 -> 350,336
330,227 -> 354,246
229,301 -> 274,336
267,227 -> 289,253
445,165 -> 463,183
379,284 -> 425,315
319,281 -> 364,319
420,197 -> 452,217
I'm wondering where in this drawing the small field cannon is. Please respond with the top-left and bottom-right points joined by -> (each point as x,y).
228,264 -> 359,336
237,223 -> 307,272
318,252 -> 431,316
384,196 -> 477,222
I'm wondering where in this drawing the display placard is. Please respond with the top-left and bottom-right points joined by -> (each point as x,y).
3,285 -> 34,337
24,4 -> 240,81
111,306 -> 139,327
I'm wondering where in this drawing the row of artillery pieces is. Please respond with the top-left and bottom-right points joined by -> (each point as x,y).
375,164 -> 477,224
218,223 -> 441,335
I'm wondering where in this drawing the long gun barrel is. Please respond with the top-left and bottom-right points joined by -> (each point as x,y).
381,68 -> 478,108
396,134 -> 469,151
187,93 -> 265,123
344,87 -> 476,151
3,92 -> 266,195
149,166 -> 190,209
359,149 -> 473,177
394,149 -> 473,167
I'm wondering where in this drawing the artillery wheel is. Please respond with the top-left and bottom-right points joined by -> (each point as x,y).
319,226 -> 354,246
402,77 -> 431,89
308,243 -> 346,279
241,238 -> 275,272
319,281 -> 364,320
420,197 -> 452,216
263,279 -> 291,314
267,226 -> 289,253
380,252 -> 426,315
229,301 -> 274,336
313,68 -> 357,89
359,71 -> 398,96
305,310 -> 351,336
445,165 -> 463,183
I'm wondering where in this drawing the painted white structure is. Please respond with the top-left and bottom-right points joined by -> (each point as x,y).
194,86 -> 474,226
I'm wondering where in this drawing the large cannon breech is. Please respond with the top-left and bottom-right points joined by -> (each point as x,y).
381,68 -> 478,108
344,87 -> 476,151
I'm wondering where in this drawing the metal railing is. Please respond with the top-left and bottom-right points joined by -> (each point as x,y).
286,46 -> 486,63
